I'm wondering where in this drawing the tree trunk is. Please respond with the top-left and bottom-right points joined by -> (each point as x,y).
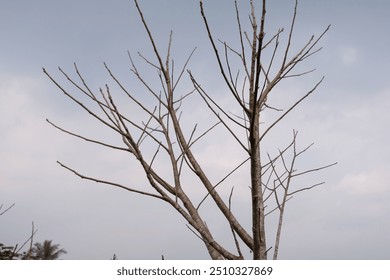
250,110 -> 267,259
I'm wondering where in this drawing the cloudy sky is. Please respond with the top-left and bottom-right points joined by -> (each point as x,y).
1,0 -> 389,260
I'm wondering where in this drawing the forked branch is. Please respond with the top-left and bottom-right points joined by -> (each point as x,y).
44,0 -> 333,260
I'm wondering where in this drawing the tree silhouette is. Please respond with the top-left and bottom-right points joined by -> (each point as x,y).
29,240 -> 67,260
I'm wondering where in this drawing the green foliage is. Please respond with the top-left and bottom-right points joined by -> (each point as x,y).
29,240 -> 67,260
0,243 -> 17,260
0,240 -> 67,260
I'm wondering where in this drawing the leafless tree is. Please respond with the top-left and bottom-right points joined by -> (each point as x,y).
44,0 -> 335,259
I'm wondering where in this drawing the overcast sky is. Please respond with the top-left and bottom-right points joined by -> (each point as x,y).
1,0 -> 389,260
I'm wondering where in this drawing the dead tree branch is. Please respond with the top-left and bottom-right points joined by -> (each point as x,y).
45,0 -> 333,259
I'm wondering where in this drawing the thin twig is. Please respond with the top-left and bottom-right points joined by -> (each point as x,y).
57,161 -> 164,200
0,203 -> 15,216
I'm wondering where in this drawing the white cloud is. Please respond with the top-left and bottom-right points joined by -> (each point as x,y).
337,168 -> 389,195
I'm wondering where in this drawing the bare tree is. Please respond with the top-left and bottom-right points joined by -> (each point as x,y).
44,0 -> 335,260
